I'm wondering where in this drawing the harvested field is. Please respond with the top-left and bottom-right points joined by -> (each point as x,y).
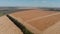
9,9 -> 60,34
27,14 -> 60,31
0,16 -> 23,34
9,9 -> 59,22
43,21 -> 60,34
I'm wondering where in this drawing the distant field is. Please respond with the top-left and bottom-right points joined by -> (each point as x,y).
0,12 -> 5,16
0,9 -> 34,16
0,7 -> 60,16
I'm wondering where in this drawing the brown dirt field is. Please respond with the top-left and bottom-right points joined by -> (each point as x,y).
27,14 -> 60,31
0,16 -> 23,34
43,21 -> 60,34
10,9 -> 59,22
9,9 -> 60,34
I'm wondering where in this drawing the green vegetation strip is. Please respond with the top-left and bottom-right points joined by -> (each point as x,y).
6,15 -> 33,34
0,13 -> 5,16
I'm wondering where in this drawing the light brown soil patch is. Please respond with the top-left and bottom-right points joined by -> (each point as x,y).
0,16 -> 23,34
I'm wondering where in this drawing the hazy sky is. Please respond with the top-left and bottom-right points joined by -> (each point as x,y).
0,0 -> 60,7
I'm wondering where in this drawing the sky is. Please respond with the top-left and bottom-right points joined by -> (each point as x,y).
0,0 -> 60,7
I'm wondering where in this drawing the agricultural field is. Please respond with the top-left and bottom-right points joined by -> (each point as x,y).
0,8 -> 60,34
9,9 -> 60,34
0,16 -> 23,34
